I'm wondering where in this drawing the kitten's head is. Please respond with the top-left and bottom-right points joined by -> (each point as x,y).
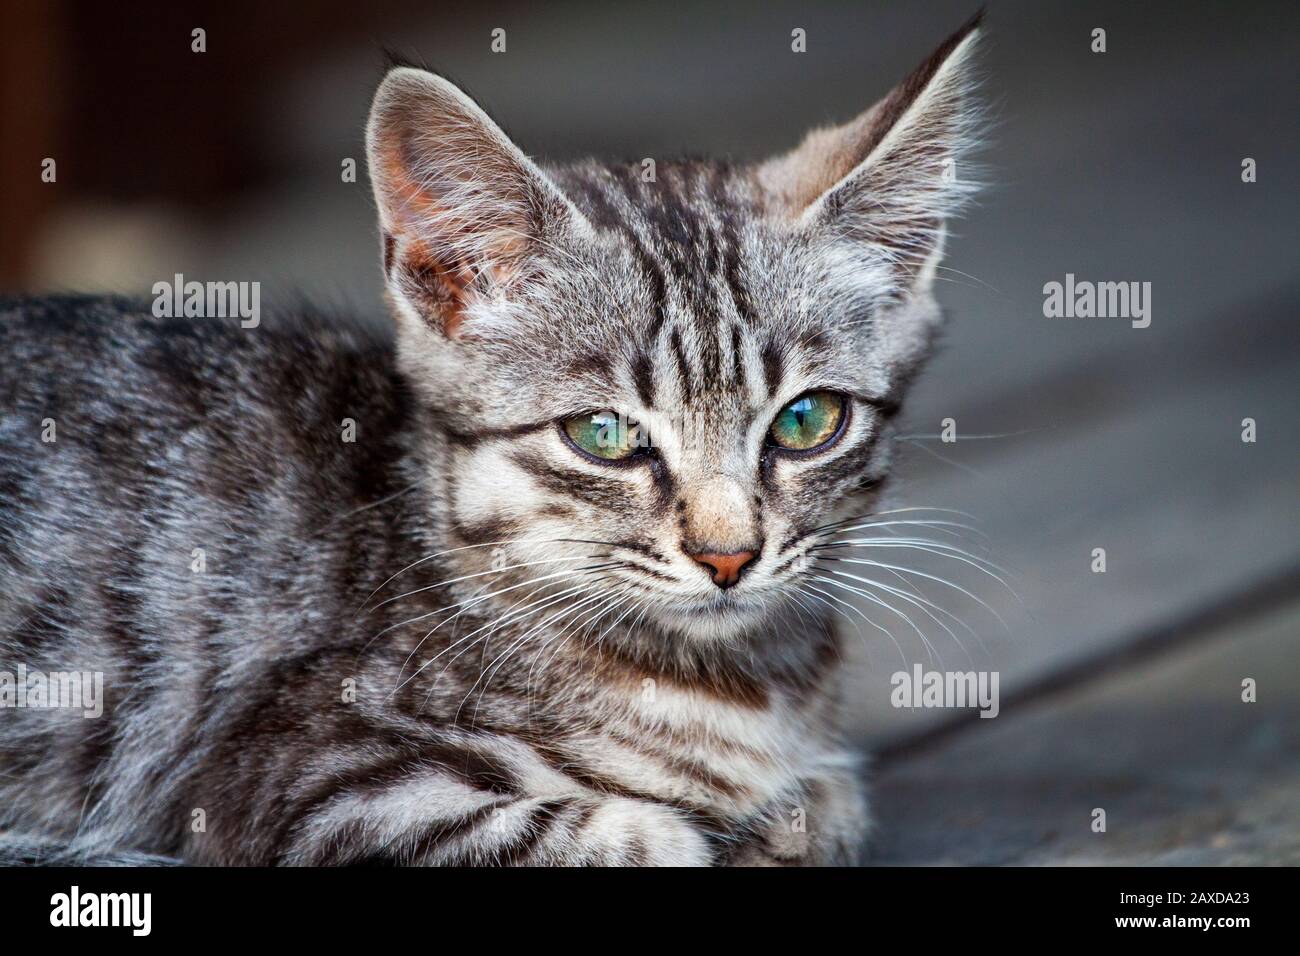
366,17 -> 982,645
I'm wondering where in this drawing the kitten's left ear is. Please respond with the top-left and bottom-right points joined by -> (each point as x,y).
366,67 -> 590,339
758,12 -> 983,288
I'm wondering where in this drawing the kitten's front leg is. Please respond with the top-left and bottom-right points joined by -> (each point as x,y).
278,785 -> 714,867
723,763 -> 868,867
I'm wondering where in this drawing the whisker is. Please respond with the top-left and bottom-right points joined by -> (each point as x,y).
896,428 -> 1044,441
460,585 -> 623,724
898,436 -> 985,480
323,478 -> 425,536
791,583 -> 876,671
796,580 -> 907,669
357,530 -> 659,614
815,570 -> 976,667
590,590 -> 643,648
418,583 -> 607,717
818,554 -> 1012,636
395,576 -> 607,695
356,535 -> 569,612
819,518 -> 988,543
811,573 -> 940,667
782,587 -> 821,633
532,590 -> 643,695
405,582 -> 593,694
819,505 -> 981,528
369,554 -> 603,612
355,562 -> 616,661
813,537 -> 1018,595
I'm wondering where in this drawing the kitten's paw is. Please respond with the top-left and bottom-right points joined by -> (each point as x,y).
575,797 -> 712,866
722,816 -> 819,867
725,772 -> 869,867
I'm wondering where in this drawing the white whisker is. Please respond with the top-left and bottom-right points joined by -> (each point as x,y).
370,554 -> 601,612
397,578 -> 601,695
820,555 -> 1010,637
816,571 -> 975,667
811,573 -> 940,667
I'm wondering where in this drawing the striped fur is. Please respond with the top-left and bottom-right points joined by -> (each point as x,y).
0,17 -> 982,865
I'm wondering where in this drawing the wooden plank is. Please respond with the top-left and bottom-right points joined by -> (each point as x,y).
863,600 -> 1300,865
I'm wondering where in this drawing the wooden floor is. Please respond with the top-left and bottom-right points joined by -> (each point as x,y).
863,599 -> 1300,865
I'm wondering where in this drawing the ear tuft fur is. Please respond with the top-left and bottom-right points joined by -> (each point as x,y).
757,13 -> 986,287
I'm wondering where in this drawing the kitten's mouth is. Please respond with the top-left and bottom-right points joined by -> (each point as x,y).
652,590 -> 774,641
675,590 -> 765,617
686,590 -> 738,609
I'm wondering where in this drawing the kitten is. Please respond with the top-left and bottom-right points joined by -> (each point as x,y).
0,15 -> 982,865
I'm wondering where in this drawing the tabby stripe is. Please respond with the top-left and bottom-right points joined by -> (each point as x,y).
594,640 -> 771,709
621,711 -> 771,763
854,390 -> 903,418
419,740 -> 522,795
533,744 -> 687,809
702,325 -> 723,390
669,327 -> 693,400
777,526 -> 820,556
567,351 -> 616,388
564,172 -> 624,228
729,324 -> 746,388
626,234 -> 671,341
768,552 -> 801,578
512,450 -> 632,506
721,217 -> 760,325
382,232 -> 396,276
616,558 -> 676,583
490,798 -> 570,866
816,427 -> 886,490
636,458 -> 672,517
630,350 -> 656,408
449,514 -> 522,546
276,741 -> 520,859
760,340 -> 784,398
595,538 -> 667,563
407,801 -> 502,865
444,419 -> 551,449
622,834 -> 649,866
604,727 -> 746,800
272,749 -> 422,856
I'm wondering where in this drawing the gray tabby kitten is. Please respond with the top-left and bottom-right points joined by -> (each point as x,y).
0,16 -> 981,866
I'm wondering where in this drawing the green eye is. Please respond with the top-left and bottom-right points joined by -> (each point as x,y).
768,391 -> 845,452
562,411 -> 648,461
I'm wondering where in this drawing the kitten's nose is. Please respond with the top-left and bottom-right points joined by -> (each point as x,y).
688,550 -> 757,589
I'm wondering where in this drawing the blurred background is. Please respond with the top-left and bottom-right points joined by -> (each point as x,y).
2,0 -> 1297,863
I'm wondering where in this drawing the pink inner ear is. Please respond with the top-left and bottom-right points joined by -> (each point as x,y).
378,138 -> 539,339
378,144 -> 482,338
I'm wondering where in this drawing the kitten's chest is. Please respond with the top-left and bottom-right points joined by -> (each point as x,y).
575,679 -> 832,819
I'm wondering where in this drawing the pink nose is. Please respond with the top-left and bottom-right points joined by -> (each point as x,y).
689,550 -> 757,589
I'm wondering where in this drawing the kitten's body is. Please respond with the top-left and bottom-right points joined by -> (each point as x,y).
0,16 -> 982,865
0,296 -> 860,864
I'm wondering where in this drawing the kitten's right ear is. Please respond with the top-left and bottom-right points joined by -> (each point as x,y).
757,13 -> 983,289
366,68 -> 588,339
